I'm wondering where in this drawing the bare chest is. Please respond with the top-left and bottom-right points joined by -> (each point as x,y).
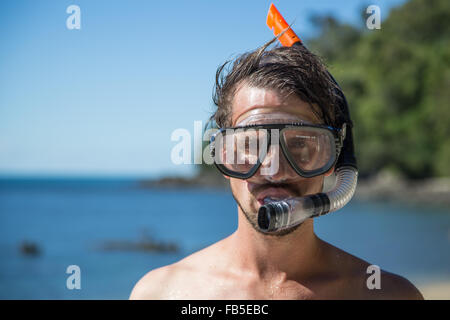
165,277 -> 320,300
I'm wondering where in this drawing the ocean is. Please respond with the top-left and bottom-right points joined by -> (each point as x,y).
0,178 -> 449,299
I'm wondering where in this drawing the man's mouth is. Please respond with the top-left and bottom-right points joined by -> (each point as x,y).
256,187 -> 293,205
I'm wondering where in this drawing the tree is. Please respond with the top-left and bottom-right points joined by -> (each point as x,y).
307,0 -> 450,178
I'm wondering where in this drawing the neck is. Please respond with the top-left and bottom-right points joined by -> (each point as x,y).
229,207 -> 325,281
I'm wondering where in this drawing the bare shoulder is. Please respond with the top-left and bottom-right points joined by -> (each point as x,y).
319,239 -> 423,300
375,270 -> 424,300
129,264 -> 177,300
130,238 -> 229,300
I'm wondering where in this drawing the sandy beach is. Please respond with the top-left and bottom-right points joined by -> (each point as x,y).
417,282 -> 450,300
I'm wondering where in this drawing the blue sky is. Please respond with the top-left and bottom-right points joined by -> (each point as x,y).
0,0 -> 406,178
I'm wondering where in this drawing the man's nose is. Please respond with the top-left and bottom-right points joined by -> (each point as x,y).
258,143 -> 297,182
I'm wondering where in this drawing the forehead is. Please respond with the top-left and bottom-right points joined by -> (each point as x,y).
231,84 -> 321,126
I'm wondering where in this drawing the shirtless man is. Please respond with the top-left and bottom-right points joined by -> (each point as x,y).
130,40 -> 424,300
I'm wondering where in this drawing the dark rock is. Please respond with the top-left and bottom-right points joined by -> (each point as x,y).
97,231 -> 179,254
19,241 -> 41,257
139,168 -> 228,190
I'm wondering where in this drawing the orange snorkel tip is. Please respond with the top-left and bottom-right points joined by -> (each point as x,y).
266,3 -> 301,47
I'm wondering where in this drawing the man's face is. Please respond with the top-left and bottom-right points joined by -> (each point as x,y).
228,84 -> 329,236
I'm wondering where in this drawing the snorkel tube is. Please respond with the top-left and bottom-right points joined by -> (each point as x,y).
257,4 -> 358,233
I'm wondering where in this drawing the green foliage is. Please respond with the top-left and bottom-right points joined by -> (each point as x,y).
307,0 -> 450,178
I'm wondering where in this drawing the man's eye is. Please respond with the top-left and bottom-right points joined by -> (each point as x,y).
289,139 -> 306,149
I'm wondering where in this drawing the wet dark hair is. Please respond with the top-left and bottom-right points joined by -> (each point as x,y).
212,37 -> 345,128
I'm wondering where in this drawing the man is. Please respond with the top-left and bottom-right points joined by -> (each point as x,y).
130,39 -> 423,300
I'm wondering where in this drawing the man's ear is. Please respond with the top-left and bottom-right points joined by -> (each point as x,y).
222,174 -> 230,180
324,166 -> 335,177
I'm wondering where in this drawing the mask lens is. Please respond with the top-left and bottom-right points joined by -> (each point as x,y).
215,128 -> 268,176
281,127 -> 335,174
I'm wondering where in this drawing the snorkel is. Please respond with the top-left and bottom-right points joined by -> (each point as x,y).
257,4 -> 358,233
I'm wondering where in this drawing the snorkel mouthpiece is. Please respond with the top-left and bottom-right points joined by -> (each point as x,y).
257,167 -> 358,232
258,197 -> 315,232
257,4 -> 359,233
258,199 -> 290,232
